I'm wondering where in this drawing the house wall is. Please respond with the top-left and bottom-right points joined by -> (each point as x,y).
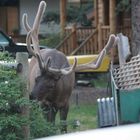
19,0 -> 60,34
7,7 -> 19,34
0,7 -> 8,32
0,6 -> 18,34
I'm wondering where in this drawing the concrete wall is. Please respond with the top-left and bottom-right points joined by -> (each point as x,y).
19,0 -> 60,35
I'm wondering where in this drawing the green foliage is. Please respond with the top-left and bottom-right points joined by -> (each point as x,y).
0,61 -> 27,139
30,101 -> 59,138
66,5 -> 80,22
116,0 -> 131,13
90,75 -> 108,88
0,52 -> 59,139
66,104 -> 97,132
0,52 -> 12,61
0,52 -> 30,140
42,11 -> 60,23
66,4 -> 92,26
39,33 -> 62,48
42,2 -> 93,26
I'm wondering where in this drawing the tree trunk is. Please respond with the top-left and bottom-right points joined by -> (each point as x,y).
131,0 -> 140,56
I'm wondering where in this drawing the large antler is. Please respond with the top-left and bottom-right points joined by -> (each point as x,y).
22,1 -> 46,57
22,1 -> 77,75
22,1 -> 116,75
75,34 -> 118,72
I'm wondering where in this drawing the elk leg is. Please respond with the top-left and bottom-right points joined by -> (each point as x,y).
60,104 -> 69,133
42,103 -> 58,123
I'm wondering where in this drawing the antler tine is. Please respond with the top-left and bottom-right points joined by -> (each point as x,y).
29,1 -> 46,56
104,34 -> 116,52
48,58 -> 77,75
32,1 -> 46,33
113,36 -> 119,47
22,1 -> 47,70
22,13 -> 31,32
26,31 -> 36,57
75,34 -> 116,72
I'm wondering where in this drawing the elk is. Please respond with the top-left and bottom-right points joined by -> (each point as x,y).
22,1 -> 117,133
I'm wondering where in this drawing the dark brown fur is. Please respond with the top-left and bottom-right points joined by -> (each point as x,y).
29,48 -> 75,132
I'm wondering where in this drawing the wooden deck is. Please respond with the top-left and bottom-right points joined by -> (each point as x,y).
57,25 -> 131,67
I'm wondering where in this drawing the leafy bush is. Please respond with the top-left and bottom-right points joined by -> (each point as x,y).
0,52 -> 59,139
0,53 -> 27,140
67,4 -> 93,25
42,11 -> 60,23
42,2 -> 93,26
30,101 -> 59,138
116,0 -> 131,13
40,33 -> 62,48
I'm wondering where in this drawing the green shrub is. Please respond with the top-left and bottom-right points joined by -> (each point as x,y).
116,0 -> 131,13
30,101 -> 59,138
40,33 -> 62,48
42,11 -> 60,23
67,4 -> 92,26
0,52 -> 59,139
0,56 -> 27,139
39,33 -> 66,48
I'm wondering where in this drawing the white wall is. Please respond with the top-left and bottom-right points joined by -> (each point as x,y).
19,0 -> 60,35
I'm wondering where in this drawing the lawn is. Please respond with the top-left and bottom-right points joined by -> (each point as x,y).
67,104 -> 97,132
55,104 -> 98,134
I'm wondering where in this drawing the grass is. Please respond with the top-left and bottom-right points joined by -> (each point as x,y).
54,73 -> 109,134
68,104 -> 97,132
56,104 -> 97,133
92,78 -> 108,88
